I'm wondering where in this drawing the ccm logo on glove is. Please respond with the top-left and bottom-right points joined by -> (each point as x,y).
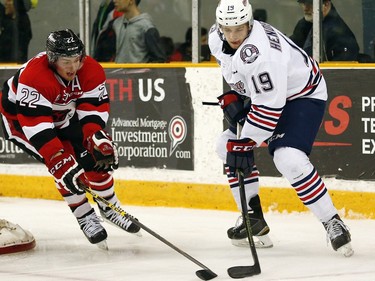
47,152 -> 87,194
226,138 -> 256,152
226,138 -> 256,177
229,144 -> 254,152
49,154 -> 75,175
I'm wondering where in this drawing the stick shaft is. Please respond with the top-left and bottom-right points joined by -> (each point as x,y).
202,101 -> 219,106
83,186 -> 216,274
238,172 -> 260,265
236,123 -> 261,268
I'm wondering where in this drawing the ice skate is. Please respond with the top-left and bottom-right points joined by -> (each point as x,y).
323,214 -> 353,257
77,209 -> 108,250
227,212 -> 273,248
98,203 -> 141,236
227,195 -> 273,248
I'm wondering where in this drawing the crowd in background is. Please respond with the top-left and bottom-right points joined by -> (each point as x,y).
0,0 -> 37,63
0,0 -> 374,63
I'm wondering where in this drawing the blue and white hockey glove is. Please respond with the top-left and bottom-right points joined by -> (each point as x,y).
226,138 -> 256,177
217,90 -> 248,127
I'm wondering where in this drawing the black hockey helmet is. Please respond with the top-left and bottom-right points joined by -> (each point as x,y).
46,29 -> 85,64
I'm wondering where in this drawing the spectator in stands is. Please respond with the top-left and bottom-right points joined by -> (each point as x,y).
170,27 -> 211,62
112,0 -> 166,63
0,0 -> 36,63
253,9 -> 267,23
159,36 -> 175,62
290,0 -> 359,61
90,0 -> 123,62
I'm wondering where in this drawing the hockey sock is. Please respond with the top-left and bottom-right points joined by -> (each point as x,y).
273,147 -> 337,222
225,164 -> 260,211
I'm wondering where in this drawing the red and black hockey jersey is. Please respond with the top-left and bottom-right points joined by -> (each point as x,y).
0,52 -> 109,163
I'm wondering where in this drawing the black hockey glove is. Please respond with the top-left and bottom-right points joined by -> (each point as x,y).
226,138 -> 256,177
86,130 -> 119,172
47,152 -> 88,194
217,90 -> 247,127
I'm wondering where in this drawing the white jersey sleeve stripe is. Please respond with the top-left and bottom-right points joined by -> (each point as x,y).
76,109 -> 109,123
289,71 -> 323,100
23,122 -> 54,140
247,104 -> 283,132
247,113 -> 277,132
80,83 -> 107,99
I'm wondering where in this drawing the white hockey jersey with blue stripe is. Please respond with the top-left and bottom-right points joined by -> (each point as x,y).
209,20 -> 327,145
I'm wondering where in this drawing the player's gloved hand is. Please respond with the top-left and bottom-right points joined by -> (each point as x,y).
217,90 -> 247,127
226,138 -> 256,177
86,130 -> 119,172
47,152 -> 88,194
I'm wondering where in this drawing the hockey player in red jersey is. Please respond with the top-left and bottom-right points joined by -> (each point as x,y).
0,29 -> 140,249
209,0 -> 353,256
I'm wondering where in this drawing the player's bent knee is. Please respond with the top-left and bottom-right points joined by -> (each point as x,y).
273,147 -> 312,179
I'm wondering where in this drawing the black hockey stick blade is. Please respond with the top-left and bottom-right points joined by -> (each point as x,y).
81,184 -> 218,280
196,269 -> 218,280
227,264 -> 261,279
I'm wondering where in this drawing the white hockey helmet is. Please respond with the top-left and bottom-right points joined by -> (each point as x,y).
216,0 -> 254,27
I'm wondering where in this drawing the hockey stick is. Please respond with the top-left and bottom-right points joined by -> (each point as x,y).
81,185 -> 218,281
227,123 -> 261,278
202,101 -> 219,106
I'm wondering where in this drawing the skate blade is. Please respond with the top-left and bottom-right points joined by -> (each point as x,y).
231,234 -> 273,248
337,242 -> 354,257
96,240 -> 108,251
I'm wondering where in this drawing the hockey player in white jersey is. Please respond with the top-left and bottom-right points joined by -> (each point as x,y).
209,0 -> 353,256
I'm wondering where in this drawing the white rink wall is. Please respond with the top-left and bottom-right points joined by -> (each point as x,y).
0,67 -> 374,193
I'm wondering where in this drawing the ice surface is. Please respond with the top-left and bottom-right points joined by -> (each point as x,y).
0,197 -> 374,281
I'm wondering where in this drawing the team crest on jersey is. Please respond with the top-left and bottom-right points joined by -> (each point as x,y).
55,90 -> 83,103
240,44 -> 260,64
229,80 -> 246,95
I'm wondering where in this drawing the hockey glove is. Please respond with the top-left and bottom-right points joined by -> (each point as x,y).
47,152 -> 88,194
86,130 -> 119,172
217,90 -> 247,127
226,138 -> 256,177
